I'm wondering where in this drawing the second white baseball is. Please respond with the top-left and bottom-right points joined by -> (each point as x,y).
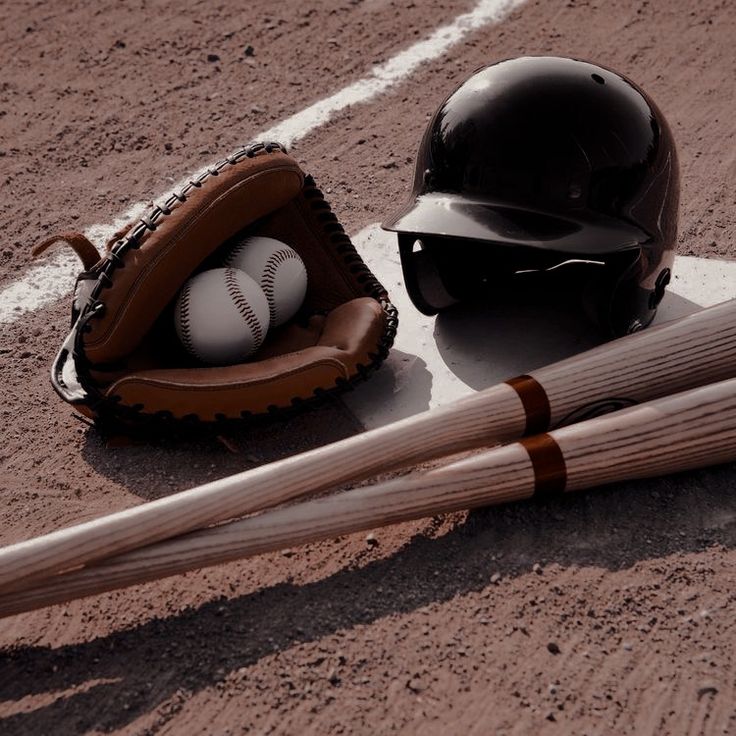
174,268 -> 270,365
222,235 -> 308,327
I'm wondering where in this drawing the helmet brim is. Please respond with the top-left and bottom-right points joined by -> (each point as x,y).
382,192 -> 648,256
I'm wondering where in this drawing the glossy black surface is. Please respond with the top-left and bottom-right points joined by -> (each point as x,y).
383,56 -> 680,336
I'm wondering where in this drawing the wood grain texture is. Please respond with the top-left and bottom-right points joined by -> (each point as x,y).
534,298 -> 736,427
0,382 -> 525,593
2,376 -> 735,619
1,298 -> 735,595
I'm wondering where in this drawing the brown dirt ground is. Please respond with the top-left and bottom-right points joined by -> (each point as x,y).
1,0 -> 735,734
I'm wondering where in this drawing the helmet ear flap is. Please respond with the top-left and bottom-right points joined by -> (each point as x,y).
398,234 -> 459,315
582,250 -> 656,337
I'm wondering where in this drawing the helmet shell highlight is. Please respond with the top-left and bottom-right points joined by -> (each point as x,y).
383,56 -> 679,336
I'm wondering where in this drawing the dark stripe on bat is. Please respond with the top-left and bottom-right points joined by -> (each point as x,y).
506,375 -> 551,435
520,433 -> 567,497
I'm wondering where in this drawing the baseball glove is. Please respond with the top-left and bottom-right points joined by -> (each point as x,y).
35,142 -> 398,428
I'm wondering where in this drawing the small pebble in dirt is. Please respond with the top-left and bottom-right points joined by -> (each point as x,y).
365,532 -> 378,547
490,572 -> 501,584
327,668 -> 340,686
244,45 -> 255,56
623,642 -> 633,651
697,684 -> 718,699
407,677 -> 423,693
207,53 -> 220,62
547,642 -> 561,655
533,563 -> 543,574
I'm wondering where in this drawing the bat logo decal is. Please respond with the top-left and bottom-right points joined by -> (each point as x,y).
555,398 -> 638,428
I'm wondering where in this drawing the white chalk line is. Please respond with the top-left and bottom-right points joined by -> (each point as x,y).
0,0 -> 524,325
262,0 -> 525,147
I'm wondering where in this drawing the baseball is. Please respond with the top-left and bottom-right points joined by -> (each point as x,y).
174,268 -> 270,365
222,235 -> 308,327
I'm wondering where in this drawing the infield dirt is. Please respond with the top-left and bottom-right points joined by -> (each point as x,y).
1,1 -> 735,734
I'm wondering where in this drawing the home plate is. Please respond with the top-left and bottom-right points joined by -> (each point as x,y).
343,225 -> 736,429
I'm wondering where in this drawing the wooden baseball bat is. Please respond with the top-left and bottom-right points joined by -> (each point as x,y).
2,375 -> 735,618
1,299 -> 736,595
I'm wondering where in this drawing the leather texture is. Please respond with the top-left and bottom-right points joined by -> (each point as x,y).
43,143 -> 398,426
84,152 -> 304,364
103,299 -> 386,420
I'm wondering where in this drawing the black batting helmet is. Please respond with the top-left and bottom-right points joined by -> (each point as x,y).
382,56 -> 679,336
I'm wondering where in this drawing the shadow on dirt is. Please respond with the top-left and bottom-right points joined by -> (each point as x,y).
77,398 -> 365,502
2,462 -> 735,734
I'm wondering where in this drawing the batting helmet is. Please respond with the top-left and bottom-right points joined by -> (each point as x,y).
382,56 -> 679,336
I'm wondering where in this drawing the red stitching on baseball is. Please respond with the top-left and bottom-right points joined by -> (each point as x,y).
260,248 -> 300,325
222,244 -> 241,268
224,268 -> 265,347
177,282 -> 205,362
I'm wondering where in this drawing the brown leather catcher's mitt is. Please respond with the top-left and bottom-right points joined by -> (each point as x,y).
36,142 -> 398,427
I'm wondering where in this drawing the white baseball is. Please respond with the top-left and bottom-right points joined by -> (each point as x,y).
174,268 -> 270,365
222,236 -> 308,327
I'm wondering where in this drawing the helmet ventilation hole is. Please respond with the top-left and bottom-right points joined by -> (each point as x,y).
568,183 -> 583,199
591,73 -> 605,85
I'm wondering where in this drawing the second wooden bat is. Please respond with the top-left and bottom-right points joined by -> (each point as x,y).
1,298 -> 735,593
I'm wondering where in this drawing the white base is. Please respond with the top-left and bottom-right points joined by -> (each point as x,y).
344,225 -> 736,429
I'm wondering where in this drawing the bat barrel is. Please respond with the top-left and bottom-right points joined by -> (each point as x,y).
536,298 -> 736,427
